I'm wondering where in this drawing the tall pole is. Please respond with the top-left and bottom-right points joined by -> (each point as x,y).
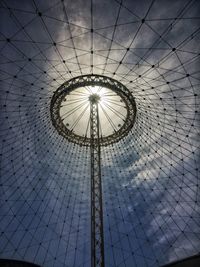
89,94 -> 105,267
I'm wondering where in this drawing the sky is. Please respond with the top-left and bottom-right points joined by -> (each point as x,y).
0,0 -> 200,266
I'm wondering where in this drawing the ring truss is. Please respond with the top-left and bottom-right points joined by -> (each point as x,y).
50,75 -> 137,146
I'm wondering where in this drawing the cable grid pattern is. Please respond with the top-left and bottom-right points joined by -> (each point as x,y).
0,0 -> 199,266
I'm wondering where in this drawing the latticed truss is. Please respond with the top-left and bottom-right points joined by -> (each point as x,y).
50,74 -> 137,146
0,0 -> 199,267
90,101 -> 104,267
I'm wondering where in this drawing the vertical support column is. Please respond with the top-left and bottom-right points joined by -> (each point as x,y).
90,100 -> 105,267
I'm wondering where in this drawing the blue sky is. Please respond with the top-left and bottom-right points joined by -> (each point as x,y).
0,0 -> 199,266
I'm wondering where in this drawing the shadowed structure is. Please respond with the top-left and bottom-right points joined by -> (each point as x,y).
0,0 -> 199,266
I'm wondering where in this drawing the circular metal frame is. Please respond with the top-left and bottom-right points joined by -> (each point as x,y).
50,74 -> 137,146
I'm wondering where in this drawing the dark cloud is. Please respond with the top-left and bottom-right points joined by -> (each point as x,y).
0,0 -> 199,266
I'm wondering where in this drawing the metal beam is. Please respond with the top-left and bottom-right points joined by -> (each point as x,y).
90,100 -> 105,267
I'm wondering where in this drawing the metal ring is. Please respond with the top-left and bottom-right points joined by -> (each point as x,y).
50,74 -> 137,146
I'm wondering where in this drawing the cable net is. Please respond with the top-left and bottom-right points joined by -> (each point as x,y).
0,0 -> 199,266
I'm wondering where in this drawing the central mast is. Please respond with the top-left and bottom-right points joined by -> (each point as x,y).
89,94 -> 105,267
51,74 -> 137,266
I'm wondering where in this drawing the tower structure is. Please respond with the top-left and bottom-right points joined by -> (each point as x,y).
89,94 -> 104,267
50,74 -> 137,267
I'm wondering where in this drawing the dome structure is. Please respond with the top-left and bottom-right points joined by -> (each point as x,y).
0,0 -> 199,267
